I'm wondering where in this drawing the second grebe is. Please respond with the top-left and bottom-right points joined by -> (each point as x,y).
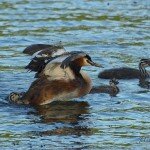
98,59 -> 150,79
90,78 -> 119,96
10,51 -> 103,105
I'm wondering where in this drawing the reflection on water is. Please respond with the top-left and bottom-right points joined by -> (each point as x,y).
34,101 -> 89,124
0,0 -> 150,149
28,101 -> 96,137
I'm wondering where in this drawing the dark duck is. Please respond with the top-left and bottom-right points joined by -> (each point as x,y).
90,78 -> 120,96
98,59 -> 150,79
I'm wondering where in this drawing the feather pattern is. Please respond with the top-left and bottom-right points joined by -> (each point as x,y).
25,45 -> 66,75
23,43 -> 64,55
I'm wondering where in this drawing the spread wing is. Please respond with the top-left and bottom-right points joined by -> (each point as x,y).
35,51 -> 86,79
24,44 -> 66,74
23,43 -> 64,55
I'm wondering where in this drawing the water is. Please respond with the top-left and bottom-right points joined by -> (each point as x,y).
0,0 -> 150,149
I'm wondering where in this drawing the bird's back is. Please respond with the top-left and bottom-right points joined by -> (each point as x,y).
98,67 -> 140,79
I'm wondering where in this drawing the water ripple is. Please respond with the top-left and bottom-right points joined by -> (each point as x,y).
0,0 -> 150,149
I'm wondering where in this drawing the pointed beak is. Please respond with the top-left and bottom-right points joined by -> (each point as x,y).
89,60 -> 104,68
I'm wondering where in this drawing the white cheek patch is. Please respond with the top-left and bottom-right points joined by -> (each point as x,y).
83,58 -> 91,66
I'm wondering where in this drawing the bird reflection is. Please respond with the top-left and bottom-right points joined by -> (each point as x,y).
34,101 -> 90,124
36,126 -> 96,137
28,101 -> 97,137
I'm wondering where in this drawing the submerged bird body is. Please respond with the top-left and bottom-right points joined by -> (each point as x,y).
90,79 -> 119,96
99,67 -> 140,79
98,59 -> 150,79
10,50 -> 102,105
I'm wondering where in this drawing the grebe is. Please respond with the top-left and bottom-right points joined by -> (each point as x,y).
90,78 -> 119,96
10,51 -> 103,105
98,59 -> 150,79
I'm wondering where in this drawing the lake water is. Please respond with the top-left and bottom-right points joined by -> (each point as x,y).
0,0 -> 150,149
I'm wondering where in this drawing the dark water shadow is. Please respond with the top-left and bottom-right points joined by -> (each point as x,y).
33,101 -> 90,124
26,101 -> 98,137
